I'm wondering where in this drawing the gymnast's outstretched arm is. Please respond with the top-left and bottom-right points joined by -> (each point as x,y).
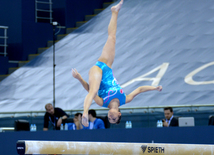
72,68 -> 103,106
125,86 -> 162,103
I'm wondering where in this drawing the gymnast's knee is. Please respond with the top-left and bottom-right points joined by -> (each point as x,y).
88,89 -> 98,98
108,35 -> 116,43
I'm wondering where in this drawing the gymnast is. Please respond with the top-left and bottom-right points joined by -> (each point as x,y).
72,0 -> 162,127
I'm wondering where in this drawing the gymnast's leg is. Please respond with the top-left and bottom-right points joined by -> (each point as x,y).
82,0 -> 124,127
125,86 -> 162,103
98,0 -> 123,68
82,66 -> 102,127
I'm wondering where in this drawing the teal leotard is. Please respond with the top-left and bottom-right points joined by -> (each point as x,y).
95,61 -> 126,107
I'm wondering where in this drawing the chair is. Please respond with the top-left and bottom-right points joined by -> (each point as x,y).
208,115 -> 214,125
14,120 -> 30,131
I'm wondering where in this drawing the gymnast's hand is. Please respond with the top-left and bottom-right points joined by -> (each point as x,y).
72,68 -> 81,80
156,86 -> 162,92
82,113 -> 89,127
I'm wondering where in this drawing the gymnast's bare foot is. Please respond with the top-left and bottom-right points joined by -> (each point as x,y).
156,86 -> 162,92
111,0 -> 123,12
82,113 -> 89,127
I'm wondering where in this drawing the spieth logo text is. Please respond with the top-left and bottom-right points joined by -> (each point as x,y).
141,145 -> 165,154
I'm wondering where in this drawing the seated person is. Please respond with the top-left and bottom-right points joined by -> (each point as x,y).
43,103 -> 68,131
88,109 -> 105,129
162,107 -> 178,127
68,113 -> 89,130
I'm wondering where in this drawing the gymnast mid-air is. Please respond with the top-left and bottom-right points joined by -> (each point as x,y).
72,0 -> 162,127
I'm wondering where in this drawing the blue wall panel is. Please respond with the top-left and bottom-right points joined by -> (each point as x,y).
0,0 -> 114,61
0,0 -> 22,60
0,56 -> 8,74
0,0 -> 22,44
0,127 -> 213,155
65,0 -> 113,27
0,0 -> 55,60
22,21 -> 52,60
22,0 -> 35,22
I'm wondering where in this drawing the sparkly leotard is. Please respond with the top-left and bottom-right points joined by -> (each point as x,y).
95,61 -> 126,107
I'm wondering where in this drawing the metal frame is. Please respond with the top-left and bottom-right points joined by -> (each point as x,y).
0,104 -> 213,116
35,0 -> 53,23
0,26 -> 8,57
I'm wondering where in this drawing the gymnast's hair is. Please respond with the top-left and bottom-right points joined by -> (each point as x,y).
116,108 -> 121,124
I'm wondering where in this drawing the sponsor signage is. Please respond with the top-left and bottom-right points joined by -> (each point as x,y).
141,145 -> 165,154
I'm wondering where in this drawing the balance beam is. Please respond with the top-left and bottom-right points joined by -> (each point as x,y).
16,140 -> 214,155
